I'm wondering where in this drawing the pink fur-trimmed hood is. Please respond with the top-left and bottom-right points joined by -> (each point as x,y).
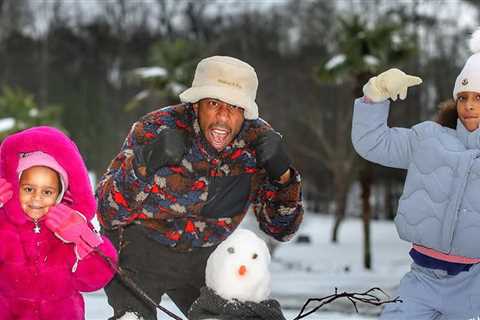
0,126 -> 95,224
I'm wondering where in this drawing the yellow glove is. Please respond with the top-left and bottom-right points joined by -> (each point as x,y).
363,68 -> 423,102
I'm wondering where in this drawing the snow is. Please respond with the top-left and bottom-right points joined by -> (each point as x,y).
324,53 -> 378,71
133,89 -> 150,101
85,292 -> 377,319
28,108 -> 39,117
325,54 -> 346,70
117,311 -> 144,320
206,229 -> 271,303
270,213 -> 410,318
134,66 -> 168,79
0,118 -> 15,132
84,212 -> 410,319
167,82 -> 187,95
363,55 -> 379,67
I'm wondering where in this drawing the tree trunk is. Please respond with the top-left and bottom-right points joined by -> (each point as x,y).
384,178 -> 395,220
360,161 -> 373,270
331,173 -> 348,243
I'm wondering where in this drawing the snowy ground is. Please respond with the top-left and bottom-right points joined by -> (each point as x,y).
85,213 -> 411,319
271,213 -> 411,319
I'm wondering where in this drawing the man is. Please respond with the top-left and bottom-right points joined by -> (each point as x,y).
96,56 -> 304,320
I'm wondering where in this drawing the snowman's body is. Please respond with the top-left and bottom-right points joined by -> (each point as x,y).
117,311 -> 144,320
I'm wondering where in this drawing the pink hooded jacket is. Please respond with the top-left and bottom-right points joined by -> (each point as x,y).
0,126 -> 118,320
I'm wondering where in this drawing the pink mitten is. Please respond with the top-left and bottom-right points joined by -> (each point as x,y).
0,178 -> 13,208
45,204 -> 103,259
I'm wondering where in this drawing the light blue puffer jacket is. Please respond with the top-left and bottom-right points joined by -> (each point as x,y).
352,98 -> 480,258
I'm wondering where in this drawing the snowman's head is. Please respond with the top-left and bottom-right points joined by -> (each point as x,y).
205,229 -> 271,303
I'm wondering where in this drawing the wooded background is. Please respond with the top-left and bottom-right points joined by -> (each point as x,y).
1,0 -> 478,267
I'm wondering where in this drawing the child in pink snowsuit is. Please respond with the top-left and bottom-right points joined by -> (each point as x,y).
0,126 -> 118,320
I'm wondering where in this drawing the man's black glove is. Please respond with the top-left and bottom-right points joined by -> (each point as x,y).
253,130 -> 291,181
142,128 -> 188,176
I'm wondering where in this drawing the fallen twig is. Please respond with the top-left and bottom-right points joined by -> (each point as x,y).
292,287 -> 402,319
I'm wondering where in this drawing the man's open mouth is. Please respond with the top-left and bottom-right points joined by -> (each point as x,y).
209,127 -> 231,149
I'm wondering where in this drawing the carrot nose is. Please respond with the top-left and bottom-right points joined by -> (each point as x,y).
238,265 -> 247,276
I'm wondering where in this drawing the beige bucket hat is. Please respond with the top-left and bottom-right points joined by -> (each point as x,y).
179,56 -> 259,120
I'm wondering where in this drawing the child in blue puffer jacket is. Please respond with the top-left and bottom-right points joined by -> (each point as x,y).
352,28 -> 480,319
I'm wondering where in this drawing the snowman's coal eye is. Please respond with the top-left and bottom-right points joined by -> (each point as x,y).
252,253 -> 258,259
227,247 -> 235,254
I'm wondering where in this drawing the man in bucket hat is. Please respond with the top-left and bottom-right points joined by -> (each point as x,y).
96,56 -> 304,320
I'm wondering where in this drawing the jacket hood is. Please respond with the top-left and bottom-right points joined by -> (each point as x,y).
0,126 -> 95,225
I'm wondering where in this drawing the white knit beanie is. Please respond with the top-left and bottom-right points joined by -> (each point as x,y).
453,28 -> 480,100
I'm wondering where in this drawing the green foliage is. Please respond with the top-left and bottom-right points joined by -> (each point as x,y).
125,39 -> 203,111
315,14 -> 417,83
150,39 -> 200,84
0,86 -> 63,139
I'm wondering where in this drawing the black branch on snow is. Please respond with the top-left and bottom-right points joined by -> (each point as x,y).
292,287 -> 402,320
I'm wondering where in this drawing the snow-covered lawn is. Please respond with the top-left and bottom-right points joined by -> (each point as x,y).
84,213 -> 411,319
271,213 -> 411,319
84,292 -> 380,319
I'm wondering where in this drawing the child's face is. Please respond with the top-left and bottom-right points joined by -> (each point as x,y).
19,166 -> 60,220
456,91 -> 480,132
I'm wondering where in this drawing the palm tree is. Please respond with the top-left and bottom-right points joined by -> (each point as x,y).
125,39 -> 203,111
314,13 -> 416,269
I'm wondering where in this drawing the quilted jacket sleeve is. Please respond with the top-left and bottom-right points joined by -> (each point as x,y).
352,97 -> 415,169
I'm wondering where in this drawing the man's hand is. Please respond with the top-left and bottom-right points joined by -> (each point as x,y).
142,128 -> 188,176
253,130 -> 292,183
0,178 -> 12,208
46,204 -> 103,259
363,68 -> 422,102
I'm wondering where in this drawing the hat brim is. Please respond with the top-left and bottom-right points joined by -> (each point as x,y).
179,85 -> 258,120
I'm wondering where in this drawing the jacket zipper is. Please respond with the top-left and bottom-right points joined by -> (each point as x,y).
204,158 -> 222,207
448,151 -> 480,251
33,218 -> 41,234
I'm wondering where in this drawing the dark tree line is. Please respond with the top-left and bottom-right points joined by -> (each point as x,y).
0,1 -> 478,261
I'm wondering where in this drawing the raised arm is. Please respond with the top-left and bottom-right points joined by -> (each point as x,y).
96,112 -> 188,229
352,68 -> 423,169
251,129 -> 303,241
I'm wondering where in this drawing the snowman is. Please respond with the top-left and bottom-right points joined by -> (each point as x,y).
188,228 -> 286,320
116,312 -> 144,320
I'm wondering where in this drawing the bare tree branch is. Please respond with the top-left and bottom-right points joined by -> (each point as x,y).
293,287 -> 402,320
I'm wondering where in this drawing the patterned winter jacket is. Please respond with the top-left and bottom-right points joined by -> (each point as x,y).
352,98 -> 480,258
96,103 -> 303,251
